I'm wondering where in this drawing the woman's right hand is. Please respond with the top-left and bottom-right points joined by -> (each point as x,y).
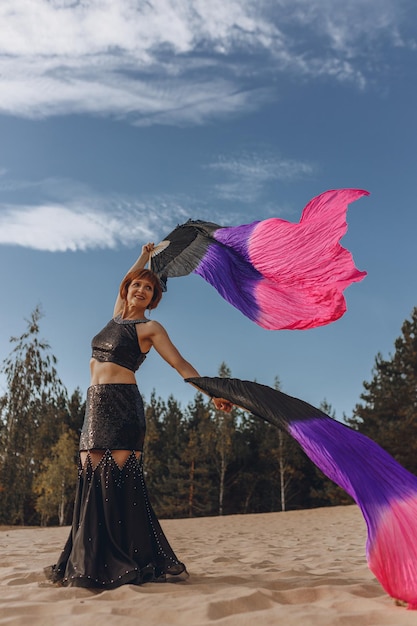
212,397 -> 233,413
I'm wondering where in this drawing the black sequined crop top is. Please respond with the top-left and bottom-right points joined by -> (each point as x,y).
91,316 -> 150,372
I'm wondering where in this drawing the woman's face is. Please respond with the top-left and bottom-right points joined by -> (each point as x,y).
126,278 -> 154,309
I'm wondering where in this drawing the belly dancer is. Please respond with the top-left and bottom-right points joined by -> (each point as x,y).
45,243 -> 232,588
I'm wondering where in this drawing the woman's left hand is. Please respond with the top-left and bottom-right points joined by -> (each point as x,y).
212,397 -> 233,413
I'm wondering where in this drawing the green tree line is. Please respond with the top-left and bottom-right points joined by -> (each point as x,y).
1,306 -> 417,526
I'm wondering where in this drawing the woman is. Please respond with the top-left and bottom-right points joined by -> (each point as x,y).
46,243 -> 232,588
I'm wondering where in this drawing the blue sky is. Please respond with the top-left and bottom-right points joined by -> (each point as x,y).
0,0 -> 416,420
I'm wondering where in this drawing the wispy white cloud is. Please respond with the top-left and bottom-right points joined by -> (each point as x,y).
0,171 -> 195,251
0,59 -> 272,123
0,0 -> 278,123
0,0 -> 415,123
208,152 -> 315,201
0,203 -> 152,251
286,0 -> 415,52
0,177 -> 234,251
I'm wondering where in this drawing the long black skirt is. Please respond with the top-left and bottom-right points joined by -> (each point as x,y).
46,450 -> 187,588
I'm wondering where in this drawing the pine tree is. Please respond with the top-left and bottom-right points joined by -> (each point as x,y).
155,395 -> 189,517
143,391 -> 166,512
230,375 -> 309,513
348,307 -> 417,474
65,387 -> 86,440
183,392 -> 217,517
233,411 -> 272,513
0,307 -> 67,524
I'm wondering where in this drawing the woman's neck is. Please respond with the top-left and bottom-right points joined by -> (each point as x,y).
122,303 -> 147,320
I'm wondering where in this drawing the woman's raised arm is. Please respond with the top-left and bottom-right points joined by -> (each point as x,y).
113,243 -> 155,317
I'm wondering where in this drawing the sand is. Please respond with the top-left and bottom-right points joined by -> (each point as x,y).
0,505 -> 415,626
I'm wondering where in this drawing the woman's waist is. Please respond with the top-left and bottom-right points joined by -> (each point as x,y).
89,358 -> 137,385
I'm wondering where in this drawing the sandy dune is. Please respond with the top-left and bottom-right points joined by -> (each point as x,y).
1,505 -> 415,625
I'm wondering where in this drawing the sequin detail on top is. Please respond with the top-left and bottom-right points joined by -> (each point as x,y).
79,384 -> 146,451
44,451 -> 187,588
91,316 -> 150,372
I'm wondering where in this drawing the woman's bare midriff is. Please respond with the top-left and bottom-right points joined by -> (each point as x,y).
89,358 -> 137,385
84,359 -> 141,468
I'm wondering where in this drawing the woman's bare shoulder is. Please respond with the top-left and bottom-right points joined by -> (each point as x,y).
140,319 -> 165,335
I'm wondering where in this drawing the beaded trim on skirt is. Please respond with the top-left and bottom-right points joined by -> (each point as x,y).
45,451 -> 187,588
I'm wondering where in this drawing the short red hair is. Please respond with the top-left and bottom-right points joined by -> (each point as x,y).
119,269 -> 163,311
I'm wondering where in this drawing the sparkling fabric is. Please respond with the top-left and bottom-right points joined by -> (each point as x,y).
79,384 -> 146,451
91,316 -> 150,372
45,451 -> 186,588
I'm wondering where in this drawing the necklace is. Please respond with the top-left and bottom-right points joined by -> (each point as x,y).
114,314 -> 150,325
